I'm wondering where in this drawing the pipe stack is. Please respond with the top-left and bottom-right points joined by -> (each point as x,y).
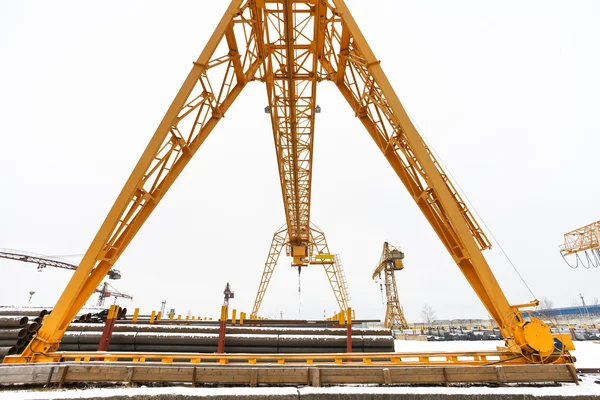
0,311 -> 45,361
61,323 -> 394,353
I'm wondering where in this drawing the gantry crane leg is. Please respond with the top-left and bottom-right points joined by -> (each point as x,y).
309,226 -> 349,312
251,225 -> 349,318
16,0 -> 265,360
251,227 -> 288,319
320,0 -> 518,340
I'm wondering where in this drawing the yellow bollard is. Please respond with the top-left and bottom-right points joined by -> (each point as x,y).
192,316 -> 196,320
150,310 -> 156,324
338,311 -> 346,326
185,315 -> 189,325
232,309 -> 237,326
156,311 -> 162,321
132,308 -> 140,324
240,312 -> 245,326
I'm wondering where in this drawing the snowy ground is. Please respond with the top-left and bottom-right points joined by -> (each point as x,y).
0,340 -> 598,399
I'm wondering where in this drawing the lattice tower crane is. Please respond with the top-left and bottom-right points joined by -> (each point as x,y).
95,282 -> 133,307
0,249 -> 121,279
0,249 -> 129,307
560,220 -> 600,269
10,0 -> 574,365
373,242 -> 409,330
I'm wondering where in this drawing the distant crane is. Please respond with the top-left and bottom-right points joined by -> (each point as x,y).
223,282 -> 235,306
0,248 -> 122,279
0,248 -> 130,306
559,221 -> 600,269
95,282 -> 133,307
373,242 -> 409,330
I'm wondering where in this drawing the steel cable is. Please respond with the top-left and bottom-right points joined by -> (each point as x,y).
407,113 -> 537,299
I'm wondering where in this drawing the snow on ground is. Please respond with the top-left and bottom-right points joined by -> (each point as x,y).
0,341 -> 597,399
0,387 -> 299,399
394,339 -> 600,369
1,379 -> 599,399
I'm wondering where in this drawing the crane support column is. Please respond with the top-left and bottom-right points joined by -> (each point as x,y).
97,305 -> 120,352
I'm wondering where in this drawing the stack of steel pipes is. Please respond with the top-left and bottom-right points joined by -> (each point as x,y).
0,309 -> 46,361
62,323 -> 394,353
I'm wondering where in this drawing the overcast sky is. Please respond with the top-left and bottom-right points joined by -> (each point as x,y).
1,1 -> 599,323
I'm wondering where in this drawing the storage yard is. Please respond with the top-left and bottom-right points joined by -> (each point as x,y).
1,0 -> 600,398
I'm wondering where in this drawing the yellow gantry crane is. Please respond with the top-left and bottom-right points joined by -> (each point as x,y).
560,220 -> 600,268
372,242 -> 409,330
8,0 -> 574,364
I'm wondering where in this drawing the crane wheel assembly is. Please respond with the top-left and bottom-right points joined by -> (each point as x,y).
1,0 -> 581,387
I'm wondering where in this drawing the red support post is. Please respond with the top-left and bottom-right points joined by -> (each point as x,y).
217,305 -> 228,354
346,307 -> 353,354
98,304 -> 120,351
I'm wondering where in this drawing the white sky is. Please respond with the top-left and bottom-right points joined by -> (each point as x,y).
1,0 -> 599,323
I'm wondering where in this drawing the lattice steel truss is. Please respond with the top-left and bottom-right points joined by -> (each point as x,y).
11,0 -> 571,363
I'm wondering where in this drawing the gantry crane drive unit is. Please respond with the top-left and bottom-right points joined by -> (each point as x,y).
9,0 -> 574,364
372,242 -> 409,330
560,220 -> 600,269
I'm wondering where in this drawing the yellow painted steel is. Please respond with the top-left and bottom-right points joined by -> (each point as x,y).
107,304 -> 120,319
132,308 -> 139,324
149,311 -> 156,324
9,0 -> 569,364
240,312 -> 245,326
2,349 -> 573,366
560,220 -> 600,256
373,242 -> 409,330
338,311 -> 345,326
232,309 -> 237,325
251,225 -> 350,318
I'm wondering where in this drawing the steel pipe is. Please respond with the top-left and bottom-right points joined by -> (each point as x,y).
0,346 -> 18,356
0,328 -> 27,340
0,316 -> 28,328
67,323 -> 390,337
0,337 -> 26,347
26,322 -> 39,332
0,309 -> 47,317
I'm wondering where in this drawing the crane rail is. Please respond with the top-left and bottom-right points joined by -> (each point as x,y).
2,349 -> 571,366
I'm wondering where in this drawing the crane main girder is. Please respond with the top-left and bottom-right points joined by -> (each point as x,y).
264,0 -> 318,247
9,0 -> 571,363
